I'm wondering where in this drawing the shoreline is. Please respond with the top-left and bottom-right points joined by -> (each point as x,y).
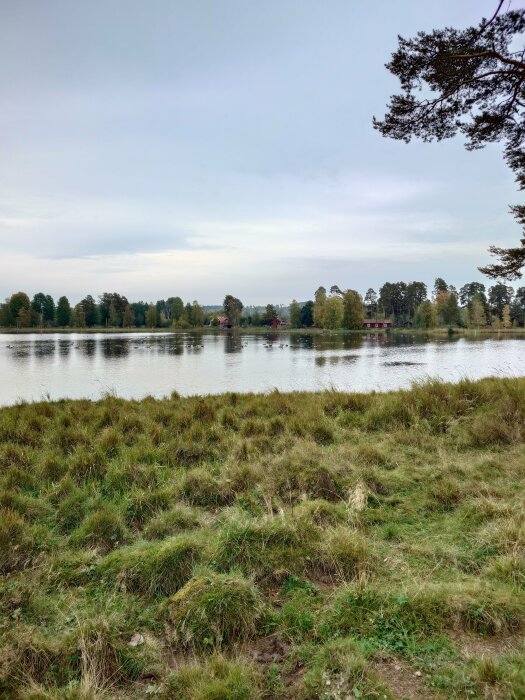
2,325 -> 525,335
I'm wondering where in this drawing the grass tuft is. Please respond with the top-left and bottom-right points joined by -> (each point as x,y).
169,572 -> 263,649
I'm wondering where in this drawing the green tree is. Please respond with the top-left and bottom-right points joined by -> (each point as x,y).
502,304 -> 512,328
263,304 -> 278,326
123,305 -> 134,328
459,282 -> 486,307
108,302 -> 119,328
313,287 -> 327,327
442,292 -> 460,327
289,300 -> 301,328
132,302 -> 147,327
342,290 -> 364,329
433,278 -> 449,299
80,295 -> 98,327
364,288 -> 377,319
489,283 -> 514,319
379,282 -> 407,324
73,304 -> 86,328
146,304 -> 158,328
469,298 -> 487,329
56,296 -> 71,327
415,300 -> 436,329
170,297 -> 185,323
189,301 -> 203,327
223,295 -> 243,328
31,293 -> 55,325
99,293 -> 128,326
185,302 -> 194,326
324,295 -> 344,329
406,282 -> 427,319
374,4 -> 525,279
510,286 -> 525,326
8,292 -> 30,326
300,301 -> 314,327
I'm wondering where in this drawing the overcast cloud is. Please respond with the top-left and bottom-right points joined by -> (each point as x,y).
0,0 -> 520,303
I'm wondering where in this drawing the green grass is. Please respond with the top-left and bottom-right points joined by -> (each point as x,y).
0,377 -> 524,698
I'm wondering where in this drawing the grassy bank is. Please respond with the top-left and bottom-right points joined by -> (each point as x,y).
392,326 -> 525,337
1,378 -> 524,699
4,325 -> 525,337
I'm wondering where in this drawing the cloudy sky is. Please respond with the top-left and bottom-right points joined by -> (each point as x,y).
0,0 -> 520,304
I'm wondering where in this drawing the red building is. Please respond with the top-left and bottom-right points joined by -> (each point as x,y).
363,319 -> 392,329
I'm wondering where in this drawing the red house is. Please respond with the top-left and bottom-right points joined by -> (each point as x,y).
363,319 -> 392,329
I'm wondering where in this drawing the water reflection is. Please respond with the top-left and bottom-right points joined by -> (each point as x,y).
33,340 -> 56,358
101,338 -> 130,358
58,340 -> 73,356
1,331 -> 524,406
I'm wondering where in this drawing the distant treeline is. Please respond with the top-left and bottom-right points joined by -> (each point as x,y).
2,278 -> 525,330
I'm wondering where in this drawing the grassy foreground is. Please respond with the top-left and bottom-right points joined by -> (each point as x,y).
1,379 -> 524,699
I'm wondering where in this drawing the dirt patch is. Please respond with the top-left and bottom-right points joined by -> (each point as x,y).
372,656 -> 436,700
450,631 -> 521,658
247,633 -> 291,666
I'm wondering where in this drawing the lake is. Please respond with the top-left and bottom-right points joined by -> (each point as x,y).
4,331 -> 525,406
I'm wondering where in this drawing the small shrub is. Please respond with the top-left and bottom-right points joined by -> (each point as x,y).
169,572 -> 263,648
99,534 -> 205,597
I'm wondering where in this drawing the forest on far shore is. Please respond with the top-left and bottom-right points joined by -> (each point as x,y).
2,277 -> 525,331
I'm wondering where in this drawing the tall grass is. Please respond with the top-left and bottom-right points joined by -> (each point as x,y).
0,377 -> 524,698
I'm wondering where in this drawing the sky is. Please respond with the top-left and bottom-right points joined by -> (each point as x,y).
0,0 -> 522,304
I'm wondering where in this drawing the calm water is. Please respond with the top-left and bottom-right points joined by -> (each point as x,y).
3,331 -> 525,405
